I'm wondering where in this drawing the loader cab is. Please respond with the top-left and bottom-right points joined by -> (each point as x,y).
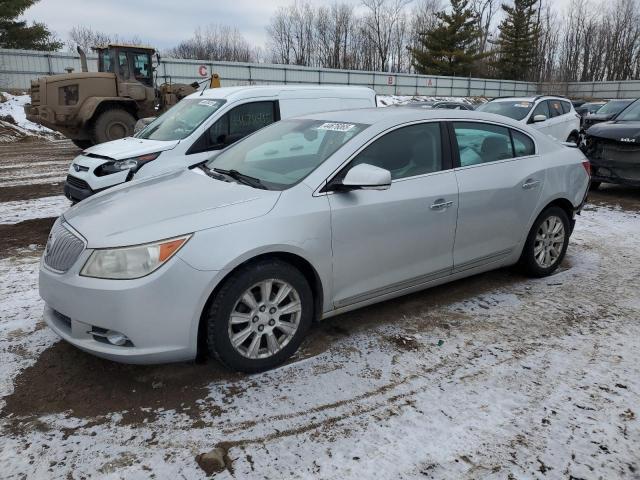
96,45 -> 154,87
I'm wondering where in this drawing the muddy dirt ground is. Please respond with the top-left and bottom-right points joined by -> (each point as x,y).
1,140 -> 639,479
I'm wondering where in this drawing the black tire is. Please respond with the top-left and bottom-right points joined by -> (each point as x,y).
91,108 -> 136,144
589,181 -> 601,190
519,206 -> 570,277
71,139 -> 93,149
205,259 -> 313,373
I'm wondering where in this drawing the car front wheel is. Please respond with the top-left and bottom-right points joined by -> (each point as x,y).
519,206 -> 570,277
205,259 -> 313,372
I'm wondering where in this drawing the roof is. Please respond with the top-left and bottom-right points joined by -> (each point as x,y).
191,84 -> 376,101
93,44 -> 156,51
489,95 -> 574,103
297,107 -> 529,130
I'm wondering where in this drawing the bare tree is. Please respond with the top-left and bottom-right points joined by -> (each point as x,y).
361,0 -> 412,71
167,24 -> 255,62
67,26 -> 143,52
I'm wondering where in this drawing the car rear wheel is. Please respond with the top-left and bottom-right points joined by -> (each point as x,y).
519,206 -> 570,277
205,259 -> 313,372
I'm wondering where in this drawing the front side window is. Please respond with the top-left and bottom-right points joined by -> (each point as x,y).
561,101 -> 572,114
548,100 -> 564,117
118,52 -> 130,79
131,53 -> 152,85
205,119 -> 368,190
453,122 -> 513,167
347,123 -> 443,180
476,101 -> 533,121
137,98 -> 226,141
191,101 -> 277,153
530,100 -> 550,121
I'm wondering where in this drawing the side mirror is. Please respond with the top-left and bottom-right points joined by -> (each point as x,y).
338,163 -> 391,191
533,114 -> 547,123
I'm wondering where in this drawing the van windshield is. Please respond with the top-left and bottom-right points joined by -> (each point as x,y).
204,119 -> 368,190
136,98 -> 226,141
476,101 -> 533,120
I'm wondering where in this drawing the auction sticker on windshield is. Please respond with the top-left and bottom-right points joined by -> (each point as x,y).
317,122 -> 356,132
514,102 -> 531,107
198,100 -> 221,107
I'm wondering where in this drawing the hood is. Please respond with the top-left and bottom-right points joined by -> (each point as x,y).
83,137 -> 179,160
585,113 -> 616,122
586,121 -> 640,143
64,168 -> 280,248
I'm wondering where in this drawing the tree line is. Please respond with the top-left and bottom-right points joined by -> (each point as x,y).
2,0 -> 639,83
264,0 -> 640,82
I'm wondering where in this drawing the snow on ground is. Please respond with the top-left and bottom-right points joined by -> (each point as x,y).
0,92 -> 53,134
0,92 -> 58,143
0,204 -> 638,479
0,196 -> 70,225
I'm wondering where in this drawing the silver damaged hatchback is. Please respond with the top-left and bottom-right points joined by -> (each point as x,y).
40,108 -> 591,372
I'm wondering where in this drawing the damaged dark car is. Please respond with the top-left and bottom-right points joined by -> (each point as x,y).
582,98 -> 640,189
581,99 -> 634,131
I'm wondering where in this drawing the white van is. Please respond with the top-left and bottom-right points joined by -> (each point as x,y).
64,85 -> 377,202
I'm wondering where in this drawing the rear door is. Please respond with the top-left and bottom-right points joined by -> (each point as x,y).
451,122 -> 545,271
327,122 -> 458,308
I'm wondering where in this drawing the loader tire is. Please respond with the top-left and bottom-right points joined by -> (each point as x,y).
92,108 -> 135,145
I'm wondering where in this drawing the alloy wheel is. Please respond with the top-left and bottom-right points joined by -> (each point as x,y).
228,279 -> 302,359
534,215 -> 565,268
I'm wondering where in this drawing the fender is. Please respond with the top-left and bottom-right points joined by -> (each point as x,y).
77,97 -> 137,125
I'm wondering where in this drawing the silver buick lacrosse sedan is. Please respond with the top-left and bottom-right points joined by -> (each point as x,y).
40,108 -> 591,372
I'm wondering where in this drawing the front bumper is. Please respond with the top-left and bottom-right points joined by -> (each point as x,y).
65,155 -> 130,202
39,252 -> 220,364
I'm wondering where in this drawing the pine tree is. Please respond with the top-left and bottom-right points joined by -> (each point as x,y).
410,0 -> 485,77
0,0 -> 62,51
494,0 -> 540,81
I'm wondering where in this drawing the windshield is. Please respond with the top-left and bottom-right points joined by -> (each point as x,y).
205,119 -> 368,190
615,100 -> 640,121
596,100 -> 632,115
476,101 -> 533,120
137,98 -> 226,141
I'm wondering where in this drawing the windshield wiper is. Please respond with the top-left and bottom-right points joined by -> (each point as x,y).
213,168 -> 268,190
198,164 -> 227,181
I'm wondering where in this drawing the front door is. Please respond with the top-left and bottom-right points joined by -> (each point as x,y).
328,122 -> 458,308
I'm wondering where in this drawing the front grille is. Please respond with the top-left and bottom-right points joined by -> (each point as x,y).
44,218 -> 85,272
66,175 -> 91,191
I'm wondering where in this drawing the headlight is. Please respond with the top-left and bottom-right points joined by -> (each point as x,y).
94,152 -> 161,176
80,235 -> 191,279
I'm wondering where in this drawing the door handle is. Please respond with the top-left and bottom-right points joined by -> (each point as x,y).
430,199 -> 454,210
522,179 -> 540,190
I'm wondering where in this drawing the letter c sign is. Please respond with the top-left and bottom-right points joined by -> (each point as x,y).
199,65 -> 208,77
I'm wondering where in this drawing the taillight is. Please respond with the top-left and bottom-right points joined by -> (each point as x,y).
582,160 -> 591,176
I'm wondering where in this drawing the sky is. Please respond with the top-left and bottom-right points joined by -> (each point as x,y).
23,0 -> 573,53
22,0 -> 337,51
